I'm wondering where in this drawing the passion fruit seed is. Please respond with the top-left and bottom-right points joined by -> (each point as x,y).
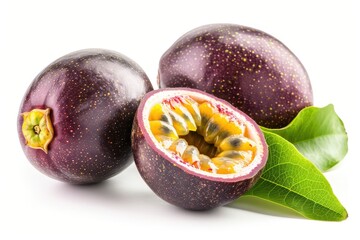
21,108 -> 54,153
148,95 -> 257,174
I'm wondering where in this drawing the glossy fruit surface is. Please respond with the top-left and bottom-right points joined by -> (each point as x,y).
18,49 -> 153,184
132,88 -> 268,210
158,24 -> 313,128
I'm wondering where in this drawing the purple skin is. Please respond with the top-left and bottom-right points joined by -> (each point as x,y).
131,88 -> 268,210
158,24 -> 313,128
18,49 -> 153,184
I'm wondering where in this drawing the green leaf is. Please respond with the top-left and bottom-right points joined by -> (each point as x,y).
242,131 -> 348,221
261,104 -> 348,171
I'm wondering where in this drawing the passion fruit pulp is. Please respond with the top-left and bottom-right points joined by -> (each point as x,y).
132,88 -> 268,210
158,24 -> 313,128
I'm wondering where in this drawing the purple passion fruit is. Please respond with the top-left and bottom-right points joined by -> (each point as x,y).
131,88 -> 268,210
158,24 -> 313,128
18,49 -> 153,184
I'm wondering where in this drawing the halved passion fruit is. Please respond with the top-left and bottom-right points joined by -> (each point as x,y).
131,88 -> 268,210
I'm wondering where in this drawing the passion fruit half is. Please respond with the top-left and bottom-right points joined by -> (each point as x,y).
131,88 -> 268,210
158,24 -> 313,128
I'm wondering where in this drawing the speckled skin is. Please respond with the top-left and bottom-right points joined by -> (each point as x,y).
131,88 -> 266,210
18,49 -> 153,184
158,24 -> 313,128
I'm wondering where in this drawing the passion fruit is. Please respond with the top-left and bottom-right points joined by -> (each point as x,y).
131,88 -> 268,210
158,24 -> 313,128
18,49 -> 153,184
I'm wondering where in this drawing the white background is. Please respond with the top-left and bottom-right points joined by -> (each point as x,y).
1,0 -> 359,239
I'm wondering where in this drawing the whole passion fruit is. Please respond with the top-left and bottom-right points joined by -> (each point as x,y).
131,88 -> 268,210
158,24 -> 313,128
18,49 -> 153,184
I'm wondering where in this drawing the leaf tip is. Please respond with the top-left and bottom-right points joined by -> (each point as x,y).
340,208 -> 349,221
